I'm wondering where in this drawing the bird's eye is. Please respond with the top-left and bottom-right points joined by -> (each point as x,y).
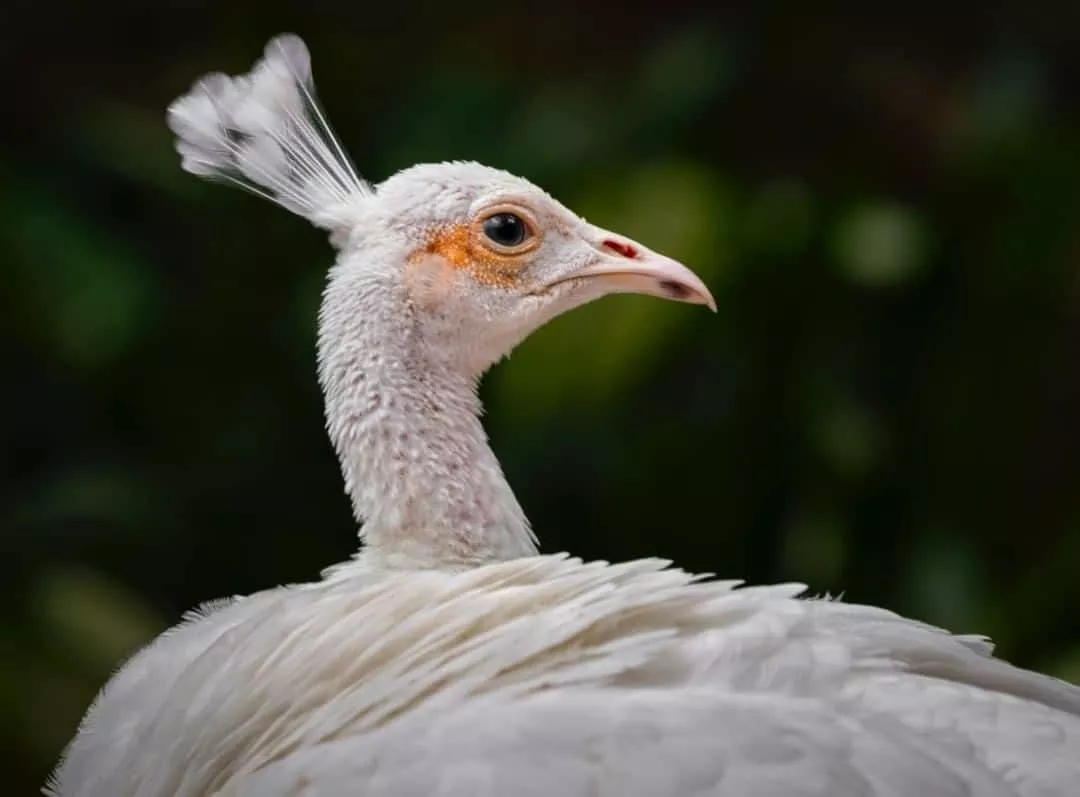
482,213 -> 529,249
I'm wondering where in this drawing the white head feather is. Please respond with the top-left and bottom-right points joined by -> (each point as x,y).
167,34 -> 372,240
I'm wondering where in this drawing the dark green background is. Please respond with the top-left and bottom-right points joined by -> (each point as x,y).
3,3 -> 1079,792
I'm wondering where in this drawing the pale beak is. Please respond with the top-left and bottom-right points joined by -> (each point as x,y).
545,236 -> 717,312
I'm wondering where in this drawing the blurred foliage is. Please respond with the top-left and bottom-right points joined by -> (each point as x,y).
3,2 -> 1080,792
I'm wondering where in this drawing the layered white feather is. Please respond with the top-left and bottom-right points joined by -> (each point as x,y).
46,555 -> 1080,796
167,34 -> 371,236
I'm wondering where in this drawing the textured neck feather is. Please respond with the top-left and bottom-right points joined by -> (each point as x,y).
317,256 -> 538,571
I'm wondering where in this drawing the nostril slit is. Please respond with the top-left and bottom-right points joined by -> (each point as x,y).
602,240 -> 639,259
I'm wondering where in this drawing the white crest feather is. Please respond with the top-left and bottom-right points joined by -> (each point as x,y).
167,34 -> 372,236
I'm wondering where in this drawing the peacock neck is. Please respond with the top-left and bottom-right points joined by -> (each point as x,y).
316,265 -> 538,572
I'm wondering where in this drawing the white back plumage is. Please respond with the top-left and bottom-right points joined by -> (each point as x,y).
47,34 -> 1080,797
48,556 -> 1080,796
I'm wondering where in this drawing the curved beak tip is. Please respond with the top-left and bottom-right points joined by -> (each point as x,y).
681,283 -> 718,313
645,258 -> 717,313
660,280 -> 717,312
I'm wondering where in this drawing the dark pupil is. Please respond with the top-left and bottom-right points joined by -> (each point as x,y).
483,213 -> 527,247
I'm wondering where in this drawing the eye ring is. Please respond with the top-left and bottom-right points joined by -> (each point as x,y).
474,205 -> 540,255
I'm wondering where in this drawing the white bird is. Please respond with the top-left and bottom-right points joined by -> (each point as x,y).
48,34 -> 1080,797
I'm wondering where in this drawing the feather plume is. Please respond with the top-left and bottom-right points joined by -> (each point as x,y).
167,34 -> 372,237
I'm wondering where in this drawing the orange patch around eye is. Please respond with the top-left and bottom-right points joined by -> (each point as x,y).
413,223 -> 524,289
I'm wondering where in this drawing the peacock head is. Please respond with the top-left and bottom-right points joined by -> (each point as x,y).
346,161 -> 714,374
168,35 -> 714,379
